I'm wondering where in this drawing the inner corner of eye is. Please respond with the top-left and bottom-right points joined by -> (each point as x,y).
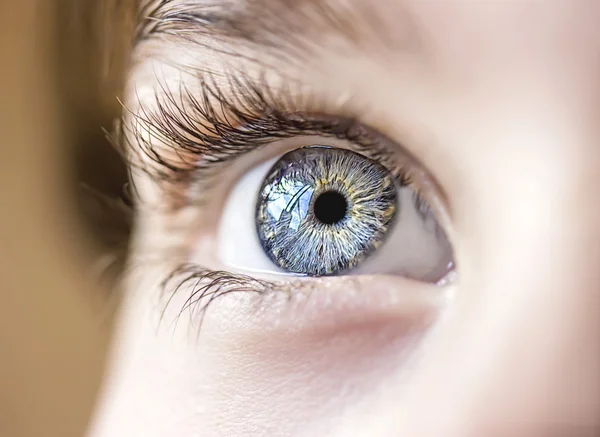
214,144 -> 453,284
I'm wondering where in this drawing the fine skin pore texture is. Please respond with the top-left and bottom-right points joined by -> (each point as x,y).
90,1 -> 600,436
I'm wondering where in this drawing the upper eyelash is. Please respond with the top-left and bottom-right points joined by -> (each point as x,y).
118,69 -> 411,191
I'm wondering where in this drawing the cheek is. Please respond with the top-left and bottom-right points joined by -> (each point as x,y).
183,293 -> 435,436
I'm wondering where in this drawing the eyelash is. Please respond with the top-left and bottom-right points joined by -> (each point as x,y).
118,70 -> 425,330
121,70 -> 411,191
159,264 -> 274,335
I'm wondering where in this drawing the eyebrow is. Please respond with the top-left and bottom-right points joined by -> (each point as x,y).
138,0 -> 418,60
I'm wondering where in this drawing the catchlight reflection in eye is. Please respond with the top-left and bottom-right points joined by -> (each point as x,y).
217,146 -> 453,282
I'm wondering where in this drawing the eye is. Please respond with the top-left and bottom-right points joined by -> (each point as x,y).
217,144 -> 453,282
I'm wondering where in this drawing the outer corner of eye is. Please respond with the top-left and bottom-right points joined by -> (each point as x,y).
217,146 -> 454,283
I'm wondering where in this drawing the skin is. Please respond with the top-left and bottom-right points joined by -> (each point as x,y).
89,1 -> 600,436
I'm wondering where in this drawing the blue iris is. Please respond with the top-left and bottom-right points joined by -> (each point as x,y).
255,146 -> 398,276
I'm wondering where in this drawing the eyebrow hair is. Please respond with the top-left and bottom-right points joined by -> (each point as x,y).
138,0 -> 418,61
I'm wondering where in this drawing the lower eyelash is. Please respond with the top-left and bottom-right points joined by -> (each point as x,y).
159,264 -> 274,334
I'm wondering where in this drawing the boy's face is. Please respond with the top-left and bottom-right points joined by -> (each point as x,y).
90,1 -> 600,436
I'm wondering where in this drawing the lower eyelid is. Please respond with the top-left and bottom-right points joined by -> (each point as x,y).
162,264 -> 448,337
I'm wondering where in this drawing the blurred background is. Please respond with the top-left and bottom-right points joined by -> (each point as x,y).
0,1 -> 136,436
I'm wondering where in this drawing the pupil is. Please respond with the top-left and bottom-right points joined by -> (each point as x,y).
313,190 -> 348,225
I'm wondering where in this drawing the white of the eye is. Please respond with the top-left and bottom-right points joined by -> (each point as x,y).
217,157 -> 452,279
217,157 -> 292,275
352,187 -> 453,281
